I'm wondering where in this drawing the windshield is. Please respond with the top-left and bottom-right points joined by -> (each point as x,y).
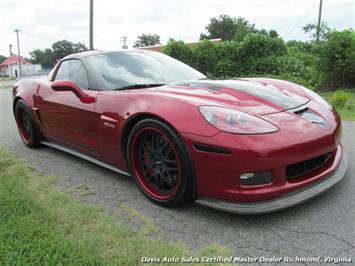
85,51 -> 206,90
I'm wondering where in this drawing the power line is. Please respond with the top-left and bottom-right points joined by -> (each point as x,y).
284,1 -> 317,38
168,0 -> 296,9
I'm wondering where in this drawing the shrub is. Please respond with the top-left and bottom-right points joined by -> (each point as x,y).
162,40 -> 194,65
191,40 -> 218,75
327,90 -> 354,109
317,30 -> 355,90
238,34 -> 287,59
236,34 -> 287,75
162,30 -> 354,93
287,40 -> 315,54
213,41 -> 242,77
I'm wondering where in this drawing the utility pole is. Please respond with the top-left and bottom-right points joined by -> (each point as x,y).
121,37 -> 128,49
89,0 -> 94,50
9,44 -> 13,56
316,0 -> 323,43
14,29 -> 21,77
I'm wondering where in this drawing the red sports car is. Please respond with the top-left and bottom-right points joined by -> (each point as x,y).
13,50 -> 348,214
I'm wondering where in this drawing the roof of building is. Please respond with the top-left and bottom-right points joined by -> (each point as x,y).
0,54 -> 32,66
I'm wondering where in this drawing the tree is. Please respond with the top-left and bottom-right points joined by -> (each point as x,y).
232,17 -> 257,42
269,30 -> 279,38
52,40 -> 88,61
0,55 -> 6,64
201,14 -> 239,41
29,48 -> 54,68
200,15 -> 277,42
303,21 -> 331,41
317,29 -> 355,89
133,34 -> 161,48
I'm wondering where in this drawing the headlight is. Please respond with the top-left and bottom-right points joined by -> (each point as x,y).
199,106 -> 279,134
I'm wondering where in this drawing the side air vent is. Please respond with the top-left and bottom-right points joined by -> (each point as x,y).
193,143 -> 232,155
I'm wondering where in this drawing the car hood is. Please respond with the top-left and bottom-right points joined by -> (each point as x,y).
147,78 -> 311,115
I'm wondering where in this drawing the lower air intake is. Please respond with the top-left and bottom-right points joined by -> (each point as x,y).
286,153 -> 331,179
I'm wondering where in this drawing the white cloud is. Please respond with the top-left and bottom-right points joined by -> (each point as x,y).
0,0 -> 353,57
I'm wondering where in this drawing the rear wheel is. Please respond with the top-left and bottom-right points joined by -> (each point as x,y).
127,119 -> 193,207
15,100 -> 41,148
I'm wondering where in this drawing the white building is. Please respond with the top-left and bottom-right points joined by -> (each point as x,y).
0,54 -> 42,78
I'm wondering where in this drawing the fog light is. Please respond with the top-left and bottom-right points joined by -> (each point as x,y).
240,171 -> 272,186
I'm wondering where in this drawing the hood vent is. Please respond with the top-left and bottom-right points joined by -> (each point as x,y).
293,107 -> 309,116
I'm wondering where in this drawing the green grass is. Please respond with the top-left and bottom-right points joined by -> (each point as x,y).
337,108 -> 355,121
319,89 -> 355,121
0,147 -> 230,265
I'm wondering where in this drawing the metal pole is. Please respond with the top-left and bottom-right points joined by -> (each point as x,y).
89,0 -> 94,50
316,0 -> 323,42
14,29 -> 21,76
121,37 -> 128,49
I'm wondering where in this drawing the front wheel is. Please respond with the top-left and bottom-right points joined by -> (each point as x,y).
127,119 -> 193,207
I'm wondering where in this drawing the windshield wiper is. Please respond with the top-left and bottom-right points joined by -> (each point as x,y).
114,83 -> 166,91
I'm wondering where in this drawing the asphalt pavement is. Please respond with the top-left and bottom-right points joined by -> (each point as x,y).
0,87 -> 354,265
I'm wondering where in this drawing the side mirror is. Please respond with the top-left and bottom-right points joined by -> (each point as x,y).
51,80 -> 96,104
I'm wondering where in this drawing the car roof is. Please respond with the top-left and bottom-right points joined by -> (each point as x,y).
62,49 -> 154,60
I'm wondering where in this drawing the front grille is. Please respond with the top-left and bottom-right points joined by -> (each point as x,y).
286,153 -> 331,179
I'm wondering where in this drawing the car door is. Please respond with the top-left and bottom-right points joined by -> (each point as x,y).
36,59 -> 99,156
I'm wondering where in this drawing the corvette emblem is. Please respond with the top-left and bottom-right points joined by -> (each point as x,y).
301,112 -> 326,126
311,118 -> 325,125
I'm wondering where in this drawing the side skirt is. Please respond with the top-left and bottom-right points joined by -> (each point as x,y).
41,141 -> 131,177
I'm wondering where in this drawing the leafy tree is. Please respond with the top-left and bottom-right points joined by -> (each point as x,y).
232,17 -> 257,42
133,34 -> 161,47
200,14 -> 239,41
317,29 -> 355,89
303,21 -> 331,41
52,40 -> 88,61
201,15 -> 278,42
74,42 -> 89,52
0,55 -> 6,64
269,30 -> 279,38
29,48 -> 54,68
258,29 -> 268,35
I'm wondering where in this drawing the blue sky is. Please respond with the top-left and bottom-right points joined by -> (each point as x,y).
0,0 -> 353,57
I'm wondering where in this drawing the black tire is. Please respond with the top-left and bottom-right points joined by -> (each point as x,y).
14,100 -> 42,148
127,118 -> 193,207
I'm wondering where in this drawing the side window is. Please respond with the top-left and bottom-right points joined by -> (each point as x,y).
55,60 -> 90,90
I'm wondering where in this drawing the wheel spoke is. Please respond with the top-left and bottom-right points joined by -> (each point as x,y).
143,139 -> 152,153
166,166 -> 179,172
159,139 -> 169,152
133,128 -> 181,198
165,158 -> 178,164
163,146 -> 172,157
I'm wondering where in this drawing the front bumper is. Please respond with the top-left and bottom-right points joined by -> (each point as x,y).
196,152 -> 348,214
